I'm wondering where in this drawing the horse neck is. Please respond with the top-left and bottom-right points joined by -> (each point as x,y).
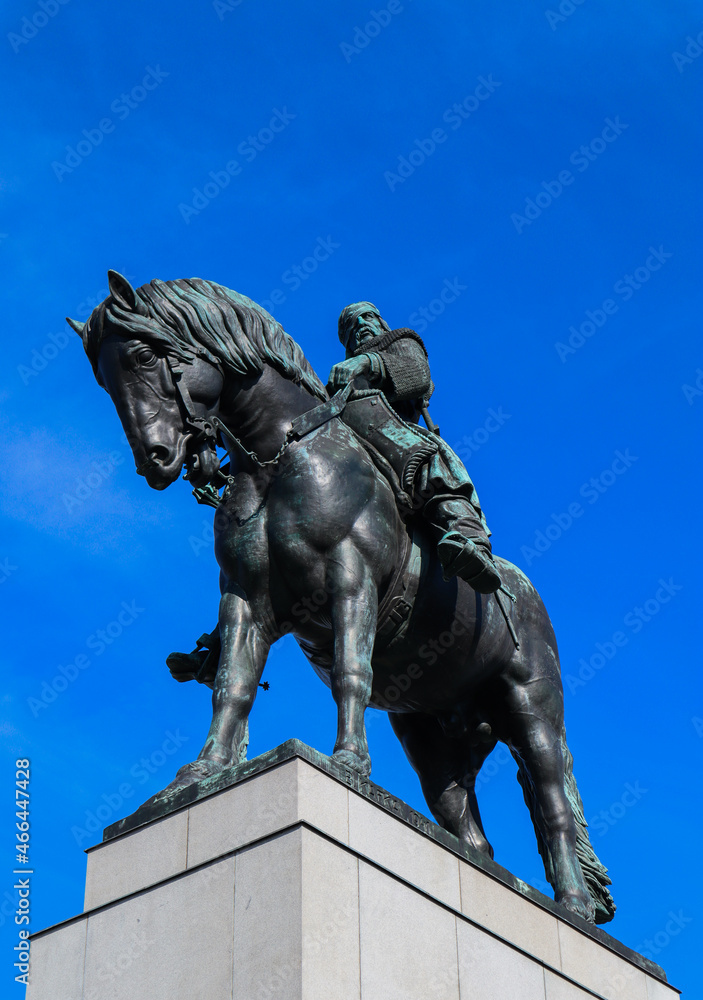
218,364 -> 321,463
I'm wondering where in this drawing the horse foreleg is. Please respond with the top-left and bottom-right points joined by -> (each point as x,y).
203,588 -> 269,763
164,589 -> 269,792
328,542 -> 377,776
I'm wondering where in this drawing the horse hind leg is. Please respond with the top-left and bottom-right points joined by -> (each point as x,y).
556,729 -> 615,923
506,697 -> 598,923
457,738 -> 499,860
389,712 -> 495,858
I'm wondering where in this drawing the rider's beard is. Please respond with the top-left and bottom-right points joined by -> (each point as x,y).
355,328 -> 377,352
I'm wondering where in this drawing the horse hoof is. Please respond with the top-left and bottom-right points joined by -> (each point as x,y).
156,757 -> 229,798
558,892 -> 596,924
179,758 -> 228,780
332,748 -> 372,777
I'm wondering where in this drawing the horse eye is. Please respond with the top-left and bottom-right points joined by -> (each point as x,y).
135,348 -> 157,367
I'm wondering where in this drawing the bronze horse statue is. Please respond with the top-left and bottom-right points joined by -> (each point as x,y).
69,271 -> 615,924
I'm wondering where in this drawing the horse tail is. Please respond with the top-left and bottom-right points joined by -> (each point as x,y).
514,725 -> 617,924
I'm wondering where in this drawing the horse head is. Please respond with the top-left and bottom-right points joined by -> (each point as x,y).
68,271 -> 224,490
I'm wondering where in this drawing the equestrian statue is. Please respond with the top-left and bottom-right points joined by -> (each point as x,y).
68,271 -> 616,925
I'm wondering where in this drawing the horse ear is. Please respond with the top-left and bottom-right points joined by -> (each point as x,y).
66,317 -> 85,336
107,270 -> 137,311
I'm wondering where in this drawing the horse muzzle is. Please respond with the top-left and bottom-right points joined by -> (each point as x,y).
136,440 -> 191,490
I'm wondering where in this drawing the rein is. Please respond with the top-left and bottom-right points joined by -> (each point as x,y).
211,415 -> 295,470
211,381 -> 355,472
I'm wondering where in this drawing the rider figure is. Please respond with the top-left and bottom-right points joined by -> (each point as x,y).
168,299 -> 501,684
328,301 -> 500,594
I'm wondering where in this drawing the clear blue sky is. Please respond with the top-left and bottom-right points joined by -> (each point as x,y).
1,0 -> 701,994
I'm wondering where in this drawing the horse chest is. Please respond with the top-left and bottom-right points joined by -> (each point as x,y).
271,433 -> 376,548
220,469 -> 270,525
214,478 -> 270,583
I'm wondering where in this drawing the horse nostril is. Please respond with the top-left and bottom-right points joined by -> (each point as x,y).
135,445 -> 174,478
149,446 -> 170,465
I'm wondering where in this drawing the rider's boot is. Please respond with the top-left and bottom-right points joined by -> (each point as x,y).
166,627 -> 221,686
428,499 -> 501,594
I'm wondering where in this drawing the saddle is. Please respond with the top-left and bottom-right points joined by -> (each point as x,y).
339,390 -> 439,513
374,522 -> 427,648
290,386 -> 436,516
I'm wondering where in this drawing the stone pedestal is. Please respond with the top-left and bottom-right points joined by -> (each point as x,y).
27,740 -> 678,1000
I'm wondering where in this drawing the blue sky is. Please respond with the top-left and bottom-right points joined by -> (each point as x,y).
1,0 -> 701,993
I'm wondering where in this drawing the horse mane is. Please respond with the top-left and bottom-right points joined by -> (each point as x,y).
83,277 -> 328,401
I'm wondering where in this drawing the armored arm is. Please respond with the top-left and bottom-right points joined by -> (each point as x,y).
367,337 -> 433,403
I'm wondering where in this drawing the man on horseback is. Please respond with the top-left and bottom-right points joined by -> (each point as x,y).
328,301 -> 500,594
167,298 -> 500,684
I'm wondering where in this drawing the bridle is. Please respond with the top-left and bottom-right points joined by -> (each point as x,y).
165,355 -> 219,457
165,355 -> 354,467
134,354 -> 219,480
164,354 -> 295,472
